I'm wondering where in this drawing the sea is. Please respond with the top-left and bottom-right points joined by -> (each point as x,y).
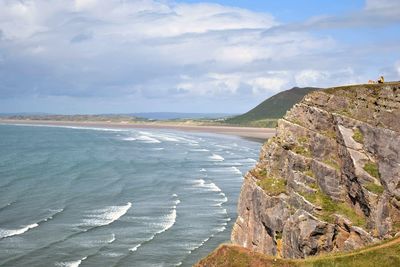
0,124 -> 261,267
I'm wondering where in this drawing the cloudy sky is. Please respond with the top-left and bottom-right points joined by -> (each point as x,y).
0,0 -> 399,114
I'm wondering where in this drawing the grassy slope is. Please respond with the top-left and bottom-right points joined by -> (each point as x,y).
225,87 -> 320,127
196,237 -> 400,267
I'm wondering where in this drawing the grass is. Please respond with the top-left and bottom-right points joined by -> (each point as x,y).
304,170 -> 316,178
322,129 -> 336,139
196,237 -> 400,267
301,189 -> 366,227
257,177 -> 287,196
364,162 -> 380,178
365,182 -> 384,194
225,87 -> 319,126
323,158 -> 340,171
352,128 -> 364,144
293,145 -> 312,157
291,118 -> 305,127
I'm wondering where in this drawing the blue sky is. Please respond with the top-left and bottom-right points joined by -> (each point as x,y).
0,0 -> 399,114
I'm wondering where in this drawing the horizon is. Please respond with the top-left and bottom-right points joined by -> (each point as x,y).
0,0 -> 399,114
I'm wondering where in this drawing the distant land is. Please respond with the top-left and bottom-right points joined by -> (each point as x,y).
0,87 -> 320,128
0,112 -> 233,121
224,87 -> 320,127
131,112 -> 234,120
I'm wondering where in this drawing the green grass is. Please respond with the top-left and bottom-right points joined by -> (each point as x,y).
323,158 -> 340,170
304,170 -> 316,178
225,87 -> 319,126
301,189 -> 366,227
197,238 -> 400,267
365,182 -> 384,194
322,130 -> 336,139
298,136 -> 309,144
291,118 -> 305,127
293,145 -> 312,157
364,162 -> 380,178
352,128 -> 364,144
257,177 -> 287,196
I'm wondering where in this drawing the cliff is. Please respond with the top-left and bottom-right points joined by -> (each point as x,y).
230,82 -> 400,259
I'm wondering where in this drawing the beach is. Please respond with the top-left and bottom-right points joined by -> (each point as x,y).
0,119 -> 275,141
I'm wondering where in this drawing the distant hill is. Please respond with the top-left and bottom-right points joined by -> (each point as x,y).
225,87 -> 320,127
131,112 -> 233,120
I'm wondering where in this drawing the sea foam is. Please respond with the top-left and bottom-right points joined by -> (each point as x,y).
0,208 -> 64,239
129,195 -> 179,252
192,179 -> 222,192
209,154 -> 224,161
81,202 -> 131,227
0,223 -> 39,239
56,256 -> 87,267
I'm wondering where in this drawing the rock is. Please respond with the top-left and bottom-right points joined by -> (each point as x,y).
231,82 -> 400,259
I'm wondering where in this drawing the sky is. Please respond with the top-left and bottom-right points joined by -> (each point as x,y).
0,0 -> 399,114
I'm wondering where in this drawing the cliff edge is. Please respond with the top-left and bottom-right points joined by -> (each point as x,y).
230,82 -> 400,259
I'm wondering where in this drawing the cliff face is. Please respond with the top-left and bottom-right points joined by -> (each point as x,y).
231,82 -> 400,259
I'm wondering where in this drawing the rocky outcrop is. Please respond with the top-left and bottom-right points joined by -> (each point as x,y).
231,82 -> 400,259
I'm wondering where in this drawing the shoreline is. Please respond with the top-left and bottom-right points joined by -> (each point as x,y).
0,119 -> 276,142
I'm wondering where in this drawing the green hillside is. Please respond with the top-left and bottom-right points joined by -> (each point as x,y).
225,87 -> 320,127
196,237 -> 400,267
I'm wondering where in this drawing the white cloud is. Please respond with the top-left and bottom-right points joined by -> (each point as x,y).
0,0 -> 397,113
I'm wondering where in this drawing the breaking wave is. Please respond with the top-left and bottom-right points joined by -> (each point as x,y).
192,179 -> 222,192
129,195 -> 179,252
56,256 -> 87,267
209,154 -> 224,161
81,202 -> 131,227
0,208 -> 64,239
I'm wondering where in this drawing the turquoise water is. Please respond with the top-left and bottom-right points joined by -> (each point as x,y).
0,124 -> 260,266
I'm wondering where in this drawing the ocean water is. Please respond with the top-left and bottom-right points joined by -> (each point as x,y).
0,124 -> 260,267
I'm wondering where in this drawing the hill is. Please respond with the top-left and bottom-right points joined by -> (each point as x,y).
225,87 -> 320,127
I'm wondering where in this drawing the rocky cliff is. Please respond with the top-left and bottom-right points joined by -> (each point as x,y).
231,82 -> 400,259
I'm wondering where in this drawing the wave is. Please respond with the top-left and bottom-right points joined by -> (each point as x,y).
209,154 -> 224,161
136,135 -> 161,144
122,137 -> 136,141
108,233 -> 116,244
56,256 -> 87,267
0,208 -> 64,239
190,148 -> 209,152
81,202 -> 131,227
129,195 -> 179,253
230,166 -> 242,175
0,223 -> 38,239
129,243 -> 141,252
192,179 -> 222,192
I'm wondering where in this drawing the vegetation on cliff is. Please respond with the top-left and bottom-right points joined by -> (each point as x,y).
196,237 -> 400,267
225,87 -> 320,127
199,82 -> 400,266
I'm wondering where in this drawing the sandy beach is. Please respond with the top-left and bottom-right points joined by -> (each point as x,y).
0,119 -> 276,142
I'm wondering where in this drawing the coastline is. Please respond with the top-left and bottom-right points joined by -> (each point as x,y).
0,119 -> 275,142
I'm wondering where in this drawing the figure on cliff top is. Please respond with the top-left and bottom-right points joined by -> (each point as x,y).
368,75 -> 384,84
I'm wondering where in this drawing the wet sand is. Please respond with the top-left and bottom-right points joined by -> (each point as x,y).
0,119 -> 276,142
